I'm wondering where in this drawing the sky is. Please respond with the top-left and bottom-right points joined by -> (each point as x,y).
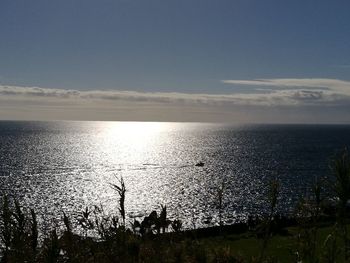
0,0 -> 350,123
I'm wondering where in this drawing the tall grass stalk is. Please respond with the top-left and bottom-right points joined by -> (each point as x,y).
110,176 -> 126,227
295,179 -> 323,262
258,179 -> 279,262
331,148 -> 350,261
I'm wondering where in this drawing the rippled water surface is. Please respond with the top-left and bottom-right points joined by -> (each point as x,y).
0,121 -> 349,228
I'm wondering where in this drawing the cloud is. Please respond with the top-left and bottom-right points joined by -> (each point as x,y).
222,78 -> 350,95
0,81 -> 349,108
0,80 -> 350,122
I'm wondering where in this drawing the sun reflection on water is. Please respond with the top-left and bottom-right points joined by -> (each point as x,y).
102,121 -> 169,142
98,122 -> 173,163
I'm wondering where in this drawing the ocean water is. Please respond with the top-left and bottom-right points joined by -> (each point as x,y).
0,121 -> 349,228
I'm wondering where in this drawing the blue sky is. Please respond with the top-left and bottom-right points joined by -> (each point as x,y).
1,0 -> 350,122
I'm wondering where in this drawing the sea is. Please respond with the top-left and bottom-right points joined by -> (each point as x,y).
0,121 -> 349,229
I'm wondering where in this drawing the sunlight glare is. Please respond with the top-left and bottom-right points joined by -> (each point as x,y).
99,122 -> 171,163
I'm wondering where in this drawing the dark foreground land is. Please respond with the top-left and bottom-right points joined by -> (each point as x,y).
0,199 -> 348,263
1,149 -> 350,262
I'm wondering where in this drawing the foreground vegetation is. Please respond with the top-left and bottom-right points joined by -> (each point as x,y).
1,149 -> 350,262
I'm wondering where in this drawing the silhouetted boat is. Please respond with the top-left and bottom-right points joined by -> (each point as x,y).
195,161 -> 204,167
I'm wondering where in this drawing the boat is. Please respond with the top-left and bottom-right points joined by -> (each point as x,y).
195,161 -> 205,167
